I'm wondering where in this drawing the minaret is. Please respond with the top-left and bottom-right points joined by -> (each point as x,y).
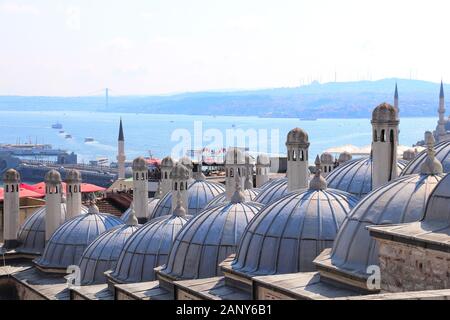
255,154 -> 270,187
160,156 -> 174,196
394,82 -> 399,119
132,157 -> 149,224
437,81 -> 446,138
45,170 -> 63,241
65,169 -> 82,220
2,169 -> 20,249
371,103 -> 399,189
286,128 -> 310,192
170,163 -> 190,214
117,118 -> 126,180
224,147 -> 246,200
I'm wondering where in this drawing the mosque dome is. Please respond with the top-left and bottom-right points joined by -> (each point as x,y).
225,147 -> 245,165
371,103 -> 397,123
180,156 -> 194,169
253,177 -> 289,205
338,151 -> 352,164
169,163 -> 190,180
326,157 -> 406,198
78,214 -> 140,285
120,198 -> 160,222
16,204 -> 88,255
3,168 -> 20,182
149,179 -> 225,219
320,152 -> 334,164
330,172 -> 444,277
34,204 -> 123,271
286,128 -> 309,146
401,141 -> 450,175
256,154 -> 270,166
44,169 -> 61,184
161,156 -> 174,168
65,169 -> 82,182
110,202 -> 191,283
159,199 -> 263,280
132,157 -> 147,171
205,189 -> 261,209
232,180 -> 358,275
402,149 -> 417,161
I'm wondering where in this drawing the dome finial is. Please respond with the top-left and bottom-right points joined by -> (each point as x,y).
309,155 -> 327,190
88,196 -> 100,214
173,192 -> 186,217
154,184 -> 162,199
231,171 -> 245,203
244,170 -> 253,189
126,206 -> 139,226
61,192 -> 67,204
420,131 -> 443,175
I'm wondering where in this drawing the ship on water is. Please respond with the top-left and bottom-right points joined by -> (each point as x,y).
84,137 -> 95,143
51,122 -> 63,129
65,134 -> 72,139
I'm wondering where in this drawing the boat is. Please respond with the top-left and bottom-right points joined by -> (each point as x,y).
65,134 -> 72,139
59,130 -> 65,134
52,122 -> 63,129
84,137 -> 95,143
299,117 -> 317,121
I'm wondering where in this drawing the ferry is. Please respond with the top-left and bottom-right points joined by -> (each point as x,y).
59,130 -> 65,134
84,137 -> 95,143
64,134 -> 72,139
52,122 -> 63,129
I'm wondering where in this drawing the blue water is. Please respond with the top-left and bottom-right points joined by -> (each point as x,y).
0,110 -> 438,163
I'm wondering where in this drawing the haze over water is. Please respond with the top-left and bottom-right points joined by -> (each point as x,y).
0,110 -> 437,163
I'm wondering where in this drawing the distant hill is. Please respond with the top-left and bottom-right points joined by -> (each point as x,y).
0,78 -> 446,118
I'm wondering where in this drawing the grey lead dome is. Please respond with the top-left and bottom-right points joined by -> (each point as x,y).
160,201 -> 263,280
253,177 -> 289,205
232,188 -> 358,275
205,189 -> 260,208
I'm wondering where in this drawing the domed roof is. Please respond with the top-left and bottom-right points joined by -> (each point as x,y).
110,214 -> 191,283
320,152 -> 334,164
338,151 -> 352,163
65,169 -> 81,182
170,163 -> 190,180
120,198 -> 160,222
371,102 -> 397,123
34,205 -> 123,270
256,154 -> 270,166
402,149 -> 417,161
45,169 -> 61,184
232,187 -> 358,275
180,156 -> 194,169
205,189 -> 261,209
150,179 -> 225,219
225,147 -> 245,165
3,168 -> 20,182
253,177 -> 289,205
326,157 -> 406,198
330,173 -> 444,277
132,157 -> 147,171
16,204 -> 88,255
161,156 -> 174,168
160,200 -> 263,280
401,141 -> 450,175
78,222 -> 140,285
286,128 -> 309,145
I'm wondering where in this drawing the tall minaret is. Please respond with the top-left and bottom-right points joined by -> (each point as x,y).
170,163 -> 190,214
117,118 -> 126,180
394,82 -> 399,119
132,157 -> 149,224
45,170 -> 63,241
255,154 -> 270,187
65,169 -> 82,220
286,128 -> 310,192
438,81 -> 446,138
2,169 -> 20,249
371,103 -> 399,189
160,156 -> 174,196
224,147 -> 246,200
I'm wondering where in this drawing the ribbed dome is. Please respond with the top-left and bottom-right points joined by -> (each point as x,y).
16,204 -> 88,255
330,173 -> 444,277
110,215 -> 191,283
320,152 -> 334,164
402,149 -> 417,161
232,188 -> 358,275
338,151 -> 352,163
3,168 -> 20,182
286,127 -> 309,145
44,169 -> 61,184
132,157 -> 147,171
170,163 -> 190,180
401,141 -> 450,175
34,210 -> 123,270
78,223 -> 140,285
371,102 -> 397,122
253,177 -> 289,205
120,198 -> 160,222
180,156 -> 194,169
205,189 -> 261,208
225,147 -> 245,165
150,180 -> 225,219
257,154 -> 270,166
65,169 -> 82,182
161,156 -> 174,167
160,201 -> 263,280
326,157 -> 406,198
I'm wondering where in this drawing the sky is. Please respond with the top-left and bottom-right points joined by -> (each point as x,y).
0,0 -> 449,96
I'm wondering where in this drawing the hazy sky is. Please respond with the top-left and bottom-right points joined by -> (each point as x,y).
0,0 -> 449,96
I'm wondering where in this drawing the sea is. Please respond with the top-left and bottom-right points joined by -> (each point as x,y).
0,110 -> 438,164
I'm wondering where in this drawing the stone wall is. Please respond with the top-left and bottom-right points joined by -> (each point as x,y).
377,239 -> 450,293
